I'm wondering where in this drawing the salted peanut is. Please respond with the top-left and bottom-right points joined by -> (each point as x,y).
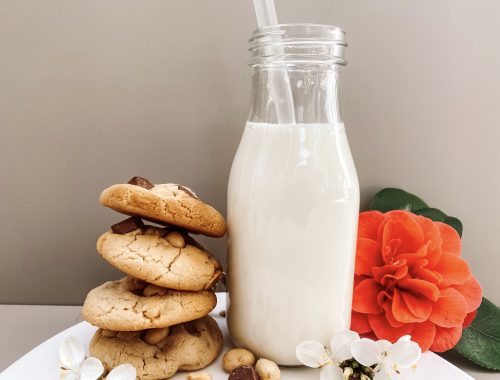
143,283 -> 167,297
186,372 -> 212,380
255,358 -> 281,380
144,327 -> 169,345
166,231 -> 186,248
222,348 -> 256,373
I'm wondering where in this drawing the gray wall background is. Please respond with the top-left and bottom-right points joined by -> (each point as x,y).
1,0 -> 499,305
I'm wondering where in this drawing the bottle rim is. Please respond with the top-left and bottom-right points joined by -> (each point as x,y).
248,23 -> 347,66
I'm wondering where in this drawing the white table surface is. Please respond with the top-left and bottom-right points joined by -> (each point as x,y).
0,304 -> 497,379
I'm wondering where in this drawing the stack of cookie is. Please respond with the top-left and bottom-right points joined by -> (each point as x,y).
82,176 -> 226,380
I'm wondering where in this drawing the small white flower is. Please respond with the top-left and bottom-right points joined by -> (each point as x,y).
106,363 -> 137,380
296,331 -> 360,380
351,335 -> 421,380
59,336 -> 104,380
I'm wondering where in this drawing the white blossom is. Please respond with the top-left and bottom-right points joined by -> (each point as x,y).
59,337 -> 104,380
59,337 -> 136,380
351,335 -> 421,380
296,331 -> 361,380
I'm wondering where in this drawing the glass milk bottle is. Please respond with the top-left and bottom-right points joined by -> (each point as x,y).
227,24 -> 360,365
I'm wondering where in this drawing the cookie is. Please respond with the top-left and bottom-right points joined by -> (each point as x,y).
90,316 -> 223,380
100,178 -> 226,237
97,226 -> 222,291
82,277 -> 216,331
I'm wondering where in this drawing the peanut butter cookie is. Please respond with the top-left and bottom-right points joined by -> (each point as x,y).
100,177 -> 226,237
82,277 -> 216,331
97,226 -> 222,291
90,316 -> 223,380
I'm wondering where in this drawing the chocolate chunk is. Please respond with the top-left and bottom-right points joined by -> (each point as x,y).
111,216 -> 144,234
177,185 -> 199,199
183,321 -> 202,336
128,176 -> 154,190
228,365 -> 258,380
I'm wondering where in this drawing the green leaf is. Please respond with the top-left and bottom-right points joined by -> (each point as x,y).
455,297 -> 500,370
443,216 -> 463,237
369,188 -> 428,213
414,207 -> 447,221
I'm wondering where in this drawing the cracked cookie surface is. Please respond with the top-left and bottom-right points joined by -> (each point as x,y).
97,227 -> 222,291
100,183 -> 226,237
90,315 -> 223,380
82,277 -> 216,331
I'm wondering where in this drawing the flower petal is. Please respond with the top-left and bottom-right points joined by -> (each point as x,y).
410,321 -> 436,352
387,338 -> 421,368
374,365 -> 400,380
106,364 -> 137,380
429,325 -> 462,352
319,364 -> 344,380
433,253 -> 471,286
60,370 -> 78,380
358,211 -> 385,240
400,291 -> 432,321
392,289 -> 428,323
355,238 -> 382,277
330,330 -> 359,362
452,275 -> 482,313
381,301 -> 405,328
296,341 -> 330,368
381,238 -> 402,265
428,288 -> 468,328
397,278 -> 439,302
372,261 -> 408,286
368,313 -> 413,343
79,357 -> 104,380
351,311 -> 372,334
462,310 -> 477,328
414,268 -> 442,284
351,338 -> 382,366
436,222 -> 461,256
415,216 -> 442,267
352,279 -> 383,314
59,336 -> 85,370
382,212 -> 424,253
377,339 -> 392,352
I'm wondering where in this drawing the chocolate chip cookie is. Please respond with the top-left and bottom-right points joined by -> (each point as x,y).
100,177 -> 226,237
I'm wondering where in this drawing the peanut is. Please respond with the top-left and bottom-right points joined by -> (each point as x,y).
143,284 -> 167,297
222,348 -> 256,373
255,358 -> 280,380
186,372 -> 212,380
166,231 -> 186,248
144,327 -> 169,345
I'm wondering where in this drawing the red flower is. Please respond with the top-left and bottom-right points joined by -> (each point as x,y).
350,210 -> 482,352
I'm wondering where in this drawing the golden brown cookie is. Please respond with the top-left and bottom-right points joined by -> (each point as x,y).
100,180 -> 226,237
82,277 -> 216,331
97,226 -> 222,291
90,316 -> 223,380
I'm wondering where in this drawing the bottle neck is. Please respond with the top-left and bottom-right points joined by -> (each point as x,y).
248,64 -> 344,125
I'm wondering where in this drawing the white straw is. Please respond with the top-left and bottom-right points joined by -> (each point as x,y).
252,0 -> 296,124
253,0 -> 278,27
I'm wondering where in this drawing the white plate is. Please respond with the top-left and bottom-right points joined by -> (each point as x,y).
0,294 -> 474,379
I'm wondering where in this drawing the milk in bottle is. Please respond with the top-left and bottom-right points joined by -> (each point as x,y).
227,25 -> 359,365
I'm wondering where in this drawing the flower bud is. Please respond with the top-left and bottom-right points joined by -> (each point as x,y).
343,367 -> 353,380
